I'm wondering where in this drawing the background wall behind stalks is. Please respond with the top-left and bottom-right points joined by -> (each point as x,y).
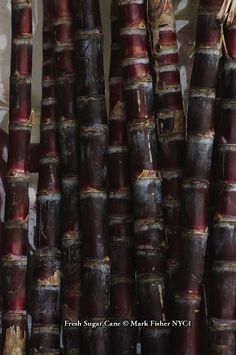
0,0 -> 199,245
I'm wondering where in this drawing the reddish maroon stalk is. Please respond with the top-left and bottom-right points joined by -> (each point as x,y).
0,136 -> 40,174
2,0 -> 32,353
28,144 -> 40,173
29,1 -> 61,353
0,128 -> 7,353
118,1 -> 169,354
147,0 -> 185,310
173,1 -> 224,354
108,1 -> 136,354
0,128 -> 7,253
53,1 -> 82,353
75,0 -> 110,354
202,55 -> 225,355
209,10 -> 236,354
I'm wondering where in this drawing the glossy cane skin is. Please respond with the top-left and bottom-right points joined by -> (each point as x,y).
2,1 -> 32,353
108,2 -> 137,354
118,1 -> 169,354
147,0 -> 185,314
29,1 -> 61,354
75,1 -> 111,354
173,1 -> 224,354
209,13 -> 236,354
53,1 -> 82,353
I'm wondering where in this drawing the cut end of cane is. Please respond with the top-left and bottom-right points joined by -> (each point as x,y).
3,326 -> 26,355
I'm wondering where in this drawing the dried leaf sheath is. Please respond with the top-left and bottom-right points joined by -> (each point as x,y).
209,11 -> 236,354
53,1 -> 81,353
118,0 -> 169,354
108,1 -> 136,354
173,1 -> 224,354
2,1 -> 32,353
147,0 -> 185,303
29,1 -> 61,353
75,1 -> 110,354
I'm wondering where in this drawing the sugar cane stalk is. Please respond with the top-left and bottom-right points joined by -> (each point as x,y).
0,129 -> 6,352
2,0 -> 32,353
75,1 -> 110,354
209,4 -> 236,353
108,1 -> 136,354
173,1 -> 224,354
0,129 -> 8,354
147,0 -> 185,308
118,0 -> 170,353
29,1 -> 62,353
53,1 -> 82,353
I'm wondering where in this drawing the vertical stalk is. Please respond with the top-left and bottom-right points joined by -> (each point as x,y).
29,1 -> 61,353
29,144 -> 40,173
0,128 -> 7,353
75,1 -> 110,354
2,1 -> 32,353
173,1 -> 224,354
209,10 -> 236,355
53,1 -> 82,353
147,0 -> 185,307
108,1 -> 136,354
118,0 -> 170,354
202,55 -> 224,355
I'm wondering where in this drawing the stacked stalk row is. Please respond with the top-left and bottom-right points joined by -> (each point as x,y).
30,1 -> 61,353
209,12 -> 236,355
53,1 -> 82,353
108,1 -> 136,354
2,1 -> 32,353
118,1 -> 169,353
75,1 -> 110,354
147,0 -> 185,301
173,1 -> 223,354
